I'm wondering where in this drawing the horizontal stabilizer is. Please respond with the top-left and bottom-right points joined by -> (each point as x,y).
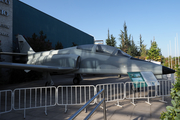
0,62 -> 78,73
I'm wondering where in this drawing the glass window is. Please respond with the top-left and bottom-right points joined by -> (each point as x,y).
77,44 -> 94,51
96,45 -> 116,55
115,50 -> 132,58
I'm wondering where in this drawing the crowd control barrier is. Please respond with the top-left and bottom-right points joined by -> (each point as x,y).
125,81 -> 157,105
0,90 -> 12,115
0,78 -> 174,118
68,89 -> 107,120
57,85 -> 95,112
96,82 -> 125,107
157,80 -> 173,103
13,86 -> 56,118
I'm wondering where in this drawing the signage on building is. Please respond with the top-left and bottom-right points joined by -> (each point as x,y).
0,0 -> 10,5
0,32 -> 9,37
0,9 -> 9,16
0,24 -> 9,29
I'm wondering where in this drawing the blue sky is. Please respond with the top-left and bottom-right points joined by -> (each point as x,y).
20,0 -> 180,57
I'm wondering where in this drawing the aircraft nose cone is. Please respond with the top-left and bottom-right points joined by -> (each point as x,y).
162,66 -> 175,74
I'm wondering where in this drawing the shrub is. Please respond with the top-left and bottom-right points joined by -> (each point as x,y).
160,66 -> 180,120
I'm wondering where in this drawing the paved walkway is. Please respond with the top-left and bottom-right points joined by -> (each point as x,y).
0,75 -> 172,120
0,96 -> 171,120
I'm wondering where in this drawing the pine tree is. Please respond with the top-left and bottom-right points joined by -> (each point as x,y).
26,31 -> 52,52
106,29 -> 116,47
110,34 -> 116,47
131,37 -> 138,57
141,44 -> 147,57
147,40 -> 161,61
55,41 -> 63,50
139,34 -> 144,55
119,22 -> 131,53
119,30 -> 125,50
106,29 -> 111,46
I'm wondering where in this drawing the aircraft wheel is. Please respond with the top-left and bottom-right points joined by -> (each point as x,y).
45,81 -> 54,86
118,75 -> 121,78
45,82 -> 49,86
73,77 -> 80,85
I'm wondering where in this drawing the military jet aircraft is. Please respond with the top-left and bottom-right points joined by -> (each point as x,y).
0,35 -> 175,85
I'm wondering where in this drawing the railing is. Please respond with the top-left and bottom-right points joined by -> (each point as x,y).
56,85 -> 95,112
13,86 -> 56,118
0,90 -> 12,115
0,79 -> 174,118
96,82 -> 125,107
68,89 -> 106,120
125,81 -> 157,105
157,80 -> 173,103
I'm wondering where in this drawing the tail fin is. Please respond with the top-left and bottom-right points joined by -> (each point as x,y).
17,35 -> 35,54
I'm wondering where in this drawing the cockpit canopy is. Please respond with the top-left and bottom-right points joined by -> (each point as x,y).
96,45 -> 116,54
77,44 -> 131,58
76,44 -> 94,51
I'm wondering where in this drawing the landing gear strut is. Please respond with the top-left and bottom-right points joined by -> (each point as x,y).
73,74 -> 83,85
43,72 -> 54,86
118,74 -> 121,78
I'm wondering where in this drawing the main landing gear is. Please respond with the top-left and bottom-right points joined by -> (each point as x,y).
73,74 -> 83,85
118,74 -> 121,78
43,72 -> 54,86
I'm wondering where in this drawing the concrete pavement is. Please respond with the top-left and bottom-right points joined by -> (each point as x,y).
0,75 -> 172,120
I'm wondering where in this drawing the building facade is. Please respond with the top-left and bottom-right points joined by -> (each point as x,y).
0,0 -> 12,62
0,0 -> 94,62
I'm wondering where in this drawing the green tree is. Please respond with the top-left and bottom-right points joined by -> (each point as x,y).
141,44 -> 147,57
147,40 -> 161,61
139,34 -> 144,54
131,37 -> 139,57
26,31 -> 52,52
72,42 -> 78,46
106,29 -> 111,46
110,34 -> 116,47
119,22 -> 132,53
106,29 -> 116,47
55,41 -> 63,50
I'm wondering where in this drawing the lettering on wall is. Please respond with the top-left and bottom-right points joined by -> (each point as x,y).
0,0 -> 10,5
0,32 -> 9,37
0,9 -> 9,16
0,24 -> 9,29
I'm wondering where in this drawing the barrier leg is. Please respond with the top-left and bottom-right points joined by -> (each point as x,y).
159,81 -> 167,103
145,97 -> 151,105
65,105 -> 67,113
45,106 -> 47,116
159,96 -> 167,103
24,109 -> 26,119
115,100 -> 122,107
145,87 -> 151,105
131,91 -> 136,106
84,108 -> 87,113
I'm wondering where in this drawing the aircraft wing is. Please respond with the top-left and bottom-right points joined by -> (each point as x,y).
0,62 -> 78,73
0,52 -> 28,56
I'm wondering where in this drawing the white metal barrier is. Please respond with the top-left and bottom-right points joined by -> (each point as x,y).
13,86 -> 56,118
96,82 -> 125,107
0,79 -> 175,118
0,90 -> 12,115
125,81 -> 157,105
157,80 -> 173,103
57,85 -> 96,112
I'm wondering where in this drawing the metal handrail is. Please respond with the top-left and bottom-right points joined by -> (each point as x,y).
68,89 -> 106,120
